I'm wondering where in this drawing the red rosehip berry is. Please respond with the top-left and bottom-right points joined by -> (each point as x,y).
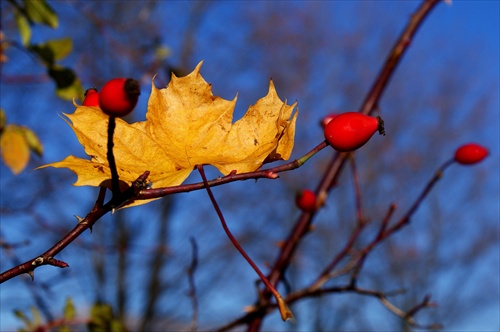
324,112 -> 384,152
454,143 -> 489,165
320,113 -> 338,128
296,189 -> 317,212
82,87 -> 99,107
99,78 -> 141,117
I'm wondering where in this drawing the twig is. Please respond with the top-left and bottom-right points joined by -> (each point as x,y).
137,141 -> 327,201
285,285 -> 440,329
196,165 -> 293,322
187,237 -> 199,332
0,171 -> 150,284
0,231 -> 55,322
107,116 -> 121,198
385,159 -> 454,235
349,153 -> 365,225
348,159 -> 452,284
310,222 -> 364,292
350,203 -> 397,283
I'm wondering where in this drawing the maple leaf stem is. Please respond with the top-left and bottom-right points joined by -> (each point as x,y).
107,116 -> 121,197
296,141 -> 328,167
196,165 -> 293,322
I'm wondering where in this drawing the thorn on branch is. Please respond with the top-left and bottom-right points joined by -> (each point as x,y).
75,215 -> 92,232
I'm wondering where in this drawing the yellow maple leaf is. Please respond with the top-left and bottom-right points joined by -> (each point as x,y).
40,62 -> 298,205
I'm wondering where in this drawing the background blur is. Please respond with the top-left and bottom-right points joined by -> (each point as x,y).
1,1 -> 499,331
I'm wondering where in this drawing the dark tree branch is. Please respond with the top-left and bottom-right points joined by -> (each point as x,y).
187,237 -> 199,332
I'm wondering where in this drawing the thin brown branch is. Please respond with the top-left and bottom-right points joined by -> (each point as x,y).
384,159 -> 454,235
197,165 -> 293,322
349,153 -> 365,225
358,0 -> 440,116
350,203 -> 397,282
286,285 -> 439,330
187,237 -> 199,332
136,141 -> 327,201
310,222 -> 364,292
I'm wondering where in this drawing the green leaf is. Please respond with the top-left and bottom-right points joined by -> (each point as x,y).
51,38 -> 73,61
87,303 -> 128,332
14,11 -> 31,46
24,0 -> 58,28
21,126 -> 43,156
57,79 -> 84,101
30,307 -> 42,327
29,38 -> 73,66
46,38 -> 73,61
14,309 -> 32,327
154,45 -> 172,60
48,66 -> 84,101
63,297 -> 76,320
88,303 -> 114,332
110,320 -> 127,332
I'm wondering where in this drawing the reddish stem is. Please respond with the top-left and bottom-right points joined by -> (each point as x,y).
196,165 -> 293,321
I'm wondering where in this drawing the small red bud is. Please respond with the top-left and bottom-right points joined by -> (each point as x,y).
296,189 -> 317,212
82,88 -> 99,107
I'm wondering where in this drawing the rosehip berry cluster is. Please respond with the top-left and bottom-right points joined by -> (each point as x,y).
323,112 -> 384,152
454,143 -> 488,165
83,78 -> 141,118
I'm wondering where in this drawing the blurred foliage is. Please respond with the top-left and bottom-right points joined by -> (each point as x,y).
14,306 -> 42,332
1,0 -> 82,174
6,0 -> 83,100
0,109 -> 43,174
88,303 -> 127,332
13,298 -> 128,332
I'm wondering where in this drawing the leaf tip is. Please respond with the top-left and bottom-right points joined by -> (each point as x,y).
195,60 -> 204,72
